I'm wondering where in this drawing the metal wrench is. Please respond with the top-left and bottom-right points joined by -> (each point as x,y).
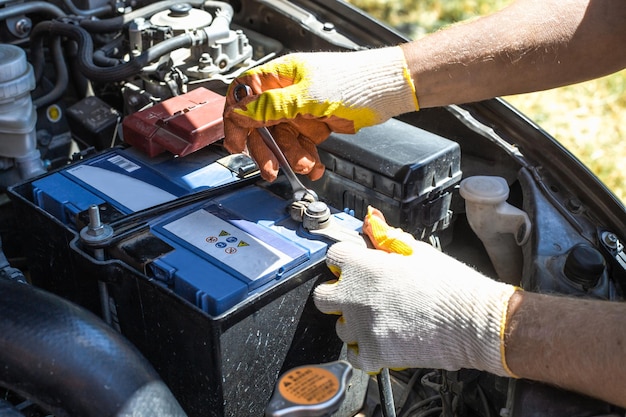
232,84 -> 318,203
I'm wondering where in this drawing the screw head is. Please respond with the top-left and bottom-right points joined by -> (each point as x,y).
602,232 -> 619,249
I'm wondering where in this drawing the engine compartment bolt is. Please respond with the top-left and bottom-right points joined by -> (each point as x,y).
602,232 -> 619,249
566,197 -> 582,213
80,205 -> 114,244
87,205 -> 105,236
14,18 -> 32,37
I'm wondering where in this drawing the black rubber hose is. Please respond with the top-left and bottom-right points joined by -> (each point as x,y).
31,20 -> 197,82
33,36 -> 69,108
0,2 -> 65,21
93,35 -> 126,67
59,0 -> 112,17
79,0 -> 206,33
0,278 -> 188,417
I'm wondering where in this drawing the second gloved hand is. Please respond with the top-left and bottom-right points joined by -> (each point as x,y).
313,239 -> 518,376
223,47 -> 419,181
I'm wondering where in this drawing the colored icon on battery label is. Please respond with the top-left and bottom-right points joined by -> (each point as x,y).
163,209 -> 296,282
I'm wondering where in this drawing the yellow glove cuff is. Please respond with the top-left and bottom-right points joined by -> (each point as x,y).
500,286 -> 523,379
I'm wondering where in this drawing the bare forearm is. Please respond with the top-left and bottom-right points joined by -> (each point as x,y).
402,0 -> 626,108
505,291 -> 626,407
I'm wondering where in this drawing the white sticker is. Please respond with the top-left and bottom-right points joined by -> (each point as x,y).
163,209 -> 293,282
107,154 -> 141,172
67,165 -> 176,211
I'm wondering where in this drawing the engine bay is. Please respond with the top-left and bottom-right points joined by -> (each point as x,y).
0,0 -> 625,416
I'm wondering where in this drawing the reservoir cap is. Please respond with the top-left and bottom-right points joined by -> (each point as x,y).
0,44 -> 35,102
265,361 -> 352,417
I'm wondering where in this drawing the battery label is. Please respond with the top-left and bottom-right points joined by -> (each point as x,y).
106,154 -> 141,172
66,164 -> 177,211
162,209 -> 295,282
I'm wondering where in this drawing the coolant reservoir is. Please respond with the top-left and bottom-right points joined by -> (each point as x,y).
0,44 -> 44,178
460,176 -> 531,285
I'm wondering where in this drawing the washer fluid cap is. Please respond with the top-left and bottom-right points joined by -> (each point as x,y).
150,5 -> 212,31
564,244 -> 606,288
459,176 -> 510,205
0,44 -> 35,102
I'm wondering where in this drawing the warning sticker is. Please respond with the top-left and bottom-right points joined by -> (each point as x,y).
162,209 -> 294,282
277,367 -> 339,405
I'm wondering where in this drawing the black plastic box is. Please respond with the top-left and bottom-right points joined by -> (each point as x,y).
66,96 -> 120,150
303,118 -> 462,237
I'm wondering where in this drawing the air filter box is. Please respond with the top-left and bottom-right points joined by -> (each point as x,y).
302,118 -> 462,238
7,145 -> 367,417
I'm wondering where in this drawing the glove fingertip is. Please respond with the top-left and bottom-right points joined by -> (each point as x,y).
363,206 -> 415,255
222,119 -> 248,154
312,282 -> 341,314
345,345 -> 380,375
247,132 -> 280,181
307,161 -> 325,181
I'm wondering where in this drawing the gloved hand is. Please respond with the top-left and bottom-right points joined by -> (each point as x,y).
313,208 -> 519,376
223,47 -> 419,181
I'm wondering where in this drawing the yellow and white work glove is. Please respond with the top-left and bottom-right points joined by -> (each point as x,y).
223,47 -> 419,181
313,207 -> 519,376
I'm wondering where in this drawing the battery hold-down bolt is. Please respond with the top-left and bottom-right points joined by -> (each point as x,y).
80,204 -> 114,246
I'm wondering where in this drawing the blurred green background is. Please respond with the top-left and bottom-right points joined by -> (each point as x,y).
347,0 -> 626,204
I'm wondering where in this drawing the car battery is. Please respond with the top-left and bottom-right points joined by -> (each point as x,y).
302,118 -> 462,238
7,144 -> 368,417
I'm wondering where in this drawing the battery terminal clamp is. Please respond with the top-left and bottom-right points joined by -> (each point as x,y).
231,84 -> 368,247
302,201 -> 368,247
265,361 -> 353,417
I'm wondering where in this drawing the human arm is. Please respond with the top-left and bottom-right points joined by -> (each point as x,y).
505,290 -> 626,407
404,0 -> 626,107
223,0 -> 626,180
313,208 -> 626,407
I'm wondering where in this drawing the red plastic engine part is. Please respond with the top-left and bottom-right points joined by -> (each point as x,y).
122,87 -> 226,157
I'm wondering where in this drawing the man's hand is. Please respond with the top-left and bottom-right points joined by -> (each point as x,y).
313,208 -> 518,376
223,47 -> 418,181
